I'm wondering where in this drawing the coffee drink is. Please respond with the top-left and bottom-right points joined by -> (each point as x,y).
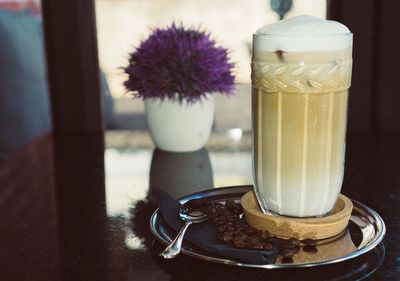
251,15 -> 352,217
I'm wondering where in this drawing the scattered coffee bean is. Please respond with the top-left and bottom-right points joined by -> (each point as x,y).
215,204 -> 227,215
212,216 -> 227,226
216,232 -> 224,241
303,245 -> 318,253
249,243 -> 264,250
234,232 -> 248,241
263,243 -> 273,250
226,199 -> 236,208
282,256 -> 294,264
236,224 -> 249,231
200,198 -> 319,262
302,238 -> 317,246
227,214 -> 238,222
215,208 -> 231,216
279,239 -> 295,249
261,230 -> 270,239
279,248 -> 294,258
217,222 -> 235,232
288,238 -> 300,247
226,200 -> 243,214
215,202 -> 226,208
231,207 -> 242,215
219,232 -> 234,243
233,238 -> 248,248
217,225 -> 228,233
248,236 -> 261,244
225,225 -> 235,232
245,227 -> 259,236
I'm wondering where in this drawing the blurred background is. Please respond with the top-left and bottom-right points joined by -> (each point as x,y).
96,0 -> 326,131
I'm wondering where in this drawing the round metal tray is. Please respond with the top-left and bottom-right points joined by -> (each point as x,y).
149,185 -> 386,269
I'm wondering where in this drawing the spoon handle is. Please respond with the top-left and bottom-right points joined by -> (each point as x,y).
159,221 -> 192,259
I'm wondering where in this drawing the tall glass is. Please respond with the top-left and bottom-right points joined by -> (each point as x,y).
251,33 -> 353,217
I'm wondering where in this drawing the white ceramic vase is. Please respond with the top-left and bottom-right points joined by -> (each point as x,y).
145,95 -> 214,152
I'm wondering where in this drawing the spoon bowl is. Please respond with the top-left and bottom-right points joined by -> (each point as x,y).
159,199 -> 215,259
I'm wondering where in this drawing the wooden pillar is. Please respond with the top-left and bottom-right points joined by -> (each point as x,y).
328,0 -> 400,131
41,0 -> 108,280
327,0 -> 375,131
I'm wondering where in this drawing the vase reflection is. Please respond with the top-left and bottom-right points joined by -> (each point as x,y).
149,147 -> 214,199
129,147 -> 213,250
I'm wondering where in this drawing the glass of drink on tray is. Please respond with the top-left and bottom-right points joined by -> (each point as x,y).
251,15 -> 353,217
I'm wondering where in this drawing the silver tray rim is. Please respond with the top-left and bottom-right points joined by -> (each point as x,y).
149,185 -> 386,269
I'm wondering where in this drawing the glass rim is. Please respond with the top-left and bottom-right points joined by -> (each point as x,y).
253,32 -> 353,38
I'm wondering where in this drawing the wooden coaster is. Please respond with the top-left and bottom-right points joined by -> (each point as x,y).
241,191 -> 353,240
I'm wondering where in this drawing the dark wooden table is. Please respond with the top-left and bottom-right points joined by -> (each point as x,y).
0,130 -> 398,281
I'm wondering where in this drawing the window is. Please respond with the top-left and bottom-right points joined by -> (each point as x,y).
96,0 -> 327,131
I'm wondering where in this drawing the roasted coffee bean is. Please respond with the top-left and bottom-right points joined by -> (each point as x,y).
236,226 -> 250,234
225,200 -> 242,215
225,224 -> 235,232
302,238 -> 317,246
226,214 -> 238,222
261,230 -> 270,239
223,210 -> 234,216
222,232 -> 234,243
279,248 -> 294,258
215,202 -> 226,208
303,245 -> 318,253
226,199 -> 236,209
236,224 -> 249,231
245,227 -> 259,236
212,216 -> 227,226
282,256 -> 294,264
248,243 -> 264,250
233,238 -> 248,248
215,205 -> 227,215
263,243 -> 273,250
217,225 -> 228,233
248,236 -> 261,244
211,199 -> 320,256
216,232 -> 224,241
279,240 -> 295,249
215,205 -> 230,215
288,238 -> 300,247
234,232 -> 248,240
230,207 -> 242,215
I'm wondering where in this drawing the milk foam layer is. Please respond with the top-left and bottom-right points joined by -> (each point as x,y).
254,15 -> 352,52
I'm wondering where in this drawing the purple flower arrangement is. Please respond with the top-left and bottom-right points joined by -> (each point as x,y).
123,23 -> 236,103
